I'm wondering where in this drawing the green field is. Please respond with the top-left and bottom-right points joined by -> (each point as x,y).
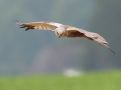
0,71 -> 121,90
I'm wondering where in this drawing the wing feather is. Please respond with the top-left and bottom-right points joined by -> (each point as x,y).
18,21 -> 60,31
65,27 -> 115,54
66,27 -> 108,46
64,26 -> 88,37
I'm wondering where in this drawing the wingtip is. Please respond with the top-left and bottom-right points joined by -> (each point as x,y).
16,20 -> 28,31
16,20 -> 23,25
100,42 -> 115,55
108,47 -> 116,55
110,49 -> 116,55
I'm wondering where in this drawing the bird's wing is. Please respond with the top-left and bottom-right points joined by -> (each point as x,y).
66,26 -> 108,46
66,27 -> 115,54
63,26 -> 90,38
17,21 -> 63,31
84,31 -> 115,54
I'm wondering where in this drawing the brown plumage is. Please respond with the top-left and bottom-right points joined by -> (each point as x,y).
17,21 -> 115,54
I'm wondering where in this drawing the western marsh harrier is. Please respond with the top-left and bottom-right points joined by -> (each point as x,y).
17,21 -> 115,54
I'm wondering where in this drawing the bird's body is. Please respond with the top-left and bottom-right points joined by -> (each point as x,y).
17,21 -> 115,54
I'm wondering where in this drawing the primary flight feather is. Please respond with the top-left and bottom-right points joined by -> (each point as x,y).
17,21 -> 115,54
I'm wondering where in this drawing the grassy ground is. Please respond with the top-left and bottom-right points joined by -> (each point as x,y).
0,71 -> 121,90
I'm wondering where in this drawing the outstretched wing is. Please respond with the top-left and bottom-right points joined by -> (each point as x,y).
65,27 -> 115,54
17,21 -> 63,31
84,31 -> 115,54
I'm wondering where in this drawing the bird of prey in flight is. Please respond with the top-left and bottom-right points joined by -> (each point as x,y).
17,21 -> 115,54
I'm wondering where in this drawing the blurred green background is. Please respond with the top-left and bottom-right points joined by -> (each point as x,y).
0,0 -> 121,89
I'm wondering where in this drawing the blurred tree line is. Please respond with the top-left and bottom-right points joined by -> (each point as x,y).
0,0 -> 120,75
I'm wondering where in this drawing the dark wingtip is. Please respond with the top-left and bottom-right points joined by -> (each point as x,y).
19,24 -> 29,31
16,20 -> 32,31
102,42 -> 116,55
25,28 -> 30,31
20,24 -> 25,28
108,47 -> 116,55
